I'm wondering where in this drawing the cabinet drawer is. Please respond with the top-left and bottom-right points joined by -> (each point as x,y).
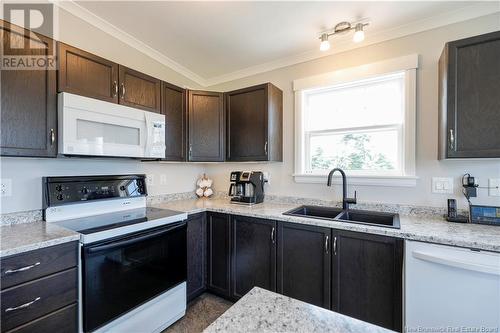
1,268 -> 78,332
1,242 -> 77,289
5,304 -> 77,333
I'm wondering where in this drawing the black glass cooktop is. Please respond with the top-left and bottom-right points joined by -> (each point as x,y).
54,207 -> 183,235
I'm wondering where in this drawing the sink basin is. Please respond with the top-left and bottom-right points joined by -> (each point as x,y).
335,210 -> 400,229
283,205 -> 400,229
283,205 -> 343,220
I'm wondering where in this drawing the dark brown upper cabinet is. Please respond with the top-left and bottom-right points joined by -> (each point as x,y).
118,66 -> 161,113
187,90 -> 225,162
438,31 -> 500,159
58,43 -> 119,104
277,222 -> 331,309
162,82 -> 187,161
1,21 -> 57,157
231,215 -> 276,300
58,44 -> 161,113
226,83 -> 283,162
332,230 -> 403,332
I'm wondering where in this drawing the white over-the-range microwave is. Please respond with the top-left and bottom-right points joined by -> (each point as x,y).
58,92 -> 166,159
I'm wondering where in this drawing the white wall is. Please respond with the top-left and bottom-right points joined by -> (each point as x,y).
0,8 -> 204,214
205,13 -> 500,209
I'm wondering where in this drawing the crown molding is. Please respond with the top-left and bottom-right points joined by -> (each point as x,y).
51,0 -> 208,87
52,1 -> 499,87
204,3 -> 499,86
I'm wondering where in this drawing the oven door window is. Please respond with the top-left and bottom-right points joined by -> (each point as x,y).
83,222 -> 186,332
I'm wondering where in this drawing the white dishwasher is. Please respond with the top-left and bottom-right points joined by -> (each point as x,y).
405,240 -> 500,331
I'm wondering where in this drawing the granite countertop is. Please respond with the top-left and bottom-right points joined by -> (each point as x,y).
154,198 -> 500,252
204,287 -> 392,333
0,222 -> 80,257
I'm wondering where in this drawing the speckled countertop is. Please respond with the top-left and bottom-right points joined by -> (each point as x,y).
204,287 -> 392,333
0,222 -> 80,257
154,198 -> 500,252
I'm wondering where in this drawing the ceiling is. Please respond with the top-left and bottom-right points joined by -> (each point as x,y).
60,1 -> 499,86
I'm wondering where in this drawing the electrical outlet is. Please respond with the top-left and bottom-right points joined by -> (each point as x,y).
1,179 -> 12,197
489,178 -> 500,197
146,175 -> 154,186
432,177 -> 453,194
160,174 -> 168,185
263,172 -> 270,184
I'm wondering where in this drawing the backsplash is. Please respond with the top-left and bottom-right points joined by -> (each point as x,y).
1,191 -> 466,227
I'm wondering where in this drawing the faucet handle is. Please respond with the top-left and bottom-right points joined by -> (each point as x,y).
346,190 -> 357,205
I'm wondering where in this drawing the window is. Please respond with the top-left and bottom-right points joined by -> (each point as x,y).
294,55 -> 418,186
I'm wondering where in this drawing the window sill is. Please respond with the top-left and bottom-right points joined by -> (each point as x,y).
293,174 -> 418,187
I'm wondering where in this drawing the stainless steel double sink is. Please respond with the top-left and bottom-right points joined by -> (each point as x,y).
283,205 -> 400,229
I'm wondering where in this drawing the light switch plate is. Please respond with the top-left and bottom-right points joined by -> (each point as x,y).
432,177 -> 454,194
1,179 -> 12,197
489,178 -> 500,197
146,175 -> 154,186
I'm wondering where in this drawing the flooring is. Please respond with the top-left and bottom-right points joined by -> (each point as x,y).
163,293 -> 233,333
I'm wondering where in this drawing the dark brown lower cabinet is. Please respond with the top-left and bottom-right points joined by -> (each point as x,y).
277,222 -> 331,309
231,216 -> 276,300
206,212 -> 232,298
187,213 -> 207,302
332,230 -> 403,332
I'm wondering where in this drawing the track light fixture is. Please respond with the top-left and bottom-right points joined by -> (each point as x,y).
318,21 -> 369,51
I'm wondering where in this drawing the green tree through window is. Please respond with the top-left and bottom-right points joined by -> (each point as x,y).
311,134 -> 394,171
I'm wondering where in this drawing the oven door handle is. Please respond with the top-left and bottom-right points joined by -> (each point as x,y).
86,222 -> 186,254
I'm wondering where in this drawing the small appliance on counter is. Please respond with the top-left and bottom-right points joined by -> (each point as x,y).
228,171 -> 265,205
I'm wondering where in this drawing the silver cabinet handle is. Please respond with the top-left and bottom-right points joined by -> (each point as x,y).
5,297 -> 41,312
50,129 -> 55,146
4,262 -> 40,275
112,81 -> 118,97
449,129 -> 454,150
120,83 -> 125,99
189,144 -> 193,158
325,235 -> 329,254
333,236 -> 337,256
264,141 -> 268,155
271,227 -> 275,244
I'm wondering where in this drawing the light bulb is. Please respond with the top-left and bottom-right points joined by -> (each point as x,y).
353,23 -> 365,43
319,33 -> 330,51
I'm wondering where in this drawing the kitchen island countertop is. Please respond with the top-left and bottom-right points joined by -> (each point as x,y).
203,287 -> 392,333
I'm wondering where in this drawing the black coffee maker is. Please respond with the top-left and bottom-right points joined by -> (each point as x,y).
228,171 -> 265,205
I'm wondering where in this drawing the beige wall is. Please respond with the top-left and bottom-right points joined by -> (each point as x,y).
1,10 -> 499,214
205,13 -> 500,209
0,8 -> 204,214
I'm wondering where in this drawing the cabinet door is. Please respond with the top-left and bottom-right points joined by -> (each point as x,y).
332,230 -> 403,332
187,90 -> 225,162
162,82 -> 186,161
226,84 -> 268,161
277,223 -> 331,309
226,83 -> 283,161
231,216 -> 276,300
118,66 -> 161,113
1,22 -> 57,157
440,31 -> 500,158
187,213 -> 206,302
58,43 -> 118,103
207,213 -> 231,298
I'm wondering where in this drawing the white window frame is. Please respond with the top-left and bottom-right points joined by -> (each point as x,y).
293,54 -> 419,187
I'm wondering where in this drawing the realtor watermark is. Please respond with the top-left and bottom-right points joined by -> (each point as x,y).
1,2 -> 57,70
406,326 -> 499,333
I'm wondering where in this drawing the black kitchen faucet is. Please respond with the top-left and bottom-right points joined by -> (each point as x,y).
327,168 -> 357,210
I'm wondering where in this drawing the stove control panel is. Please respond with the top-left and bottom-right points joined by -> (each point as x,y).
43,175 -> 147,207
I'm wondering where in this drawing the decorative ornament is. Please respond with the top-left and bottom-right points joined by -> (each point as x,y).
196,174 -> 214,198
